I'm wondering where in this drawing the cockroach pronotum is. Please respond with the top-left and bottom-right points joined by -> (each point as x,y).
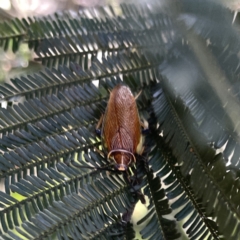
96,84 -> 144,171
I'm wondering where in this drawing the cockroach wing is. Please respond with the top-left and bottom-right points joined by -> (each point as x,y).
102,85 -> 141,156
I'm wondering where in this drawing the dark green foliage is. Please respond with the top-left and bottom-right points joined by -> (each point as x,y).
0,17 -> 31,52
0,0 -> 239,239
0,52 -> 161,102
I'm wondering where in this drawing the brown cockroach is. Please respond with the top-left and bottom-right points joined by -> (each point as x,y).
97,84 -> 144,171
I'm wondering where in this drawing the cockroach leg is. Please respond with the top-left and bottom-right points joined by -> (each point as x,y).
123,170 -> 146,204
95,114 -> 103,135
123,171 -> 130,183
94,147 -> 104,156
122,200 -> 138,223
139,146 -> 145,156
134,89 -> 142,100
140,120 -> 149,134
140,122 -> 145,130
76,164 -> 118,173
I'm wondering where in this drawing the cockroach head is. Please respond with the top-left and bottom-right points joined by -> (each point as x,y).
107,149 -> 136,171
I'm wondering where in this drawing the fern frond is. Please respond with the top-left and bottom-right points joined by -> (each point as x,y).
0,17 -> 31,52
179,0 -> 240,52
162,43 -> 240,170
208,44 -> 240,101
0,3 -> 177,53
139,169 -> 180,240
0,72 -> 155,192
35,29 -> 171,69
153,82 -> 240,239
0,81 -> 103,135
0,52 -> 160,102
0,73 -> 156,239
1,171 -> 132,239
0,1 -> 239,239
152,134 -> 221,239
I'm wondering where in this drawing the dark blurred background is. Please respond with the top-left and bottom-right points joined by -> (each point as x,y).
0,0 -> 116,83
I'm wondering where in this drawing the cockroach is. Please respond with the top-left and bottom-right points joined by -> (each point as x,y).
97,84 -> 144,171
